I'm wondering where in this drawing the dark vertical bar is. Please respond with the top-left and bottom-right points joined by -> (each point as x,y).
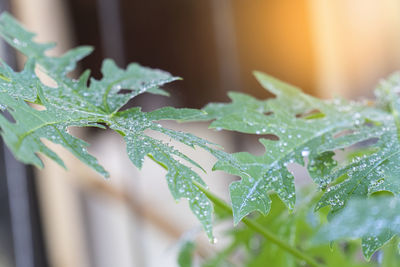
0,2 -> 49,267
0,141 -> 15,267
3,143 -> 34,267
96,0 -> 126,66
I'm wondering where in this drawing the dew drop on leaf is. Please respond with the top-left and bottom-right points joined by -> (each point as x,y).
301,149 -> 310,157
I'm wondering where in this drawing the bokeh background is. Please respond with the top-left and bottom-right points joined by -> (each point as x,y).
1,0 -> 400,267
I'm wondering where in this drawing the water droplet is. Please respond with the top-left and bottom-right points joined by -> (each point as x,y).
301,149 -> 310,157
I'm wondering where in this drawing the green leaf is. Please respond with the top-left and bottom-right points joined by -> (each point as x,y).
201,70 -> 400,255
0,12 -> 219,239
314,197 -> 400,259
202,71 -> 382,224
200,190 -> 376,267
315,126 -> 400,214
362,230 -> 394,260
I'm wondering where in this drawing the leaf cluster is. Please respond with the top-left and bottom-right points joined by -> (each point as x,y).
0,12 -> 226,240
199,71 -> 400,258
2,12 -> 400,265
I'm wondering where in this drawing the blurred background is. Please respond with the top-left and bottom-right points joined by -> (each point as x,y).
1,0 -> 400,266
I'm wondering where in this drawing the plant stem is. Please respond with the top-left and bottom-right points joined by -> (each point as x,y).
192,180 -> 324,267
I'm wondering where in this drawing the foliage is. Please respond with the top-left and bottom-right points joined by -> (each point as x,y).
197,71 -> 400,260
1,12 -> 400,266
314,197 -> 400,250
0,12 -> 227,240
182,192 -> 378,267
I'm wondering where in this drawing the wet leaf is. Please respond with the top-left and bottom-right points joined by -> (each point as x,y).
200,71 -> 385,224
0,12 -> 218,239
314,197 -> 400,259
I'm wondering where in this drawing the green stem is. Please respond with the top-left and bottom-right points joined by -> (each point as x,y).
192,180 -> 324,267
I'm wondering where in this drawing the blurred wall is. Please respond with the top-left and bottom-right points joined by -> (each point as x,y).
67,0 -> 316,107
309,0 -> 400,98
233,0 -> 316,98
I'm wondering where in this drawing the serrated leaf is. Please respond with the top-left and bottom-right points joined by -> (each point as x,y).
362,230 -> 394,260
310,73 -> 400,259
0,12 -> 221,239
201,191 -> 375,267
0,88 -> 107,175
314,197 -> 400,259
201,71 -> 382,224
315,126 -> 400,214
